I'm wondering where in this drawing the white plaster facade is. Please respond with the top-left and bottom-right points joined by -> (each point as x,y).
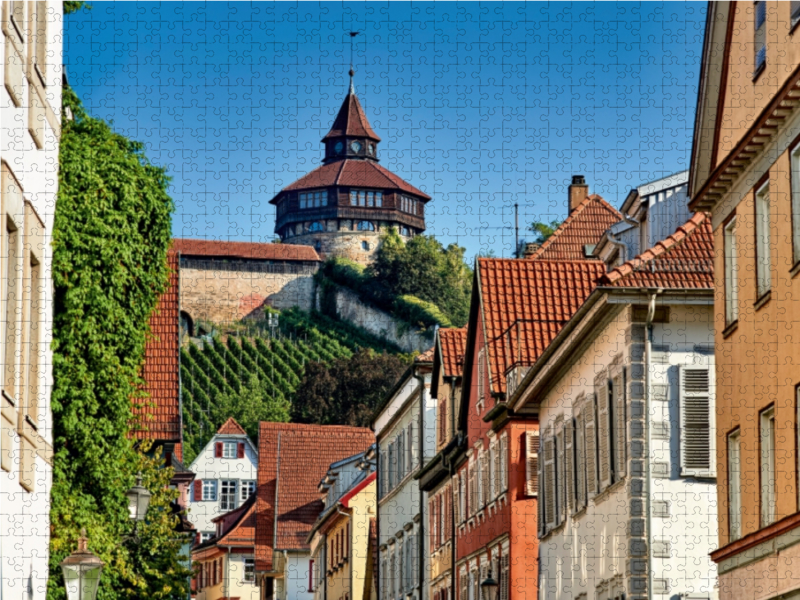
374,367 -> 435,600
1,2 -> 62,599
188,429 -> 259,541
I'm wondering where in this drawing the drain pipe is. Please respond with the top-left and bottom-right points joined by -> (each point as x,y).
645,290 -> 661,600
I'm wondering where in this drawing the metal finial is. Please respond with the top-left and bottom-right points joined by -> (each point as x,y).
348,31 -> 360,94
349,68 -> 355,94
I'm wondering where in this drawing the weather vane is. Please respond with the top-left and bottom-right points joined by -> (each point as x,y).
349,30 -> 360,93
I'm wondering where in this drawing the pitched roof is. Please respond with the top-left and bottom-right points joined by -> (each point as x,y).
193,493 -> 257,555
217,417 -> 248,436
278,159 -> 431,200
476,258 -> 606,395
255,422 -> 374,572
527,195 -> 622,261
322,92 -> 381,142
415,347 -> 435,363
439,328 -> 467,378
173,239 -> 320,262
600,212 -> 713,289
133,248 -> 181,447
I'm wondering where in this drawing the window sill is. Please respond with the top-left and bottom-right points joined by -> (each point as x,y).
791,261 -> 800,279
722,320 -> 739,340
755,290 -> 772,312
791,17 -> 800,36
2,389 -> 16,407
753,62 -> 766,83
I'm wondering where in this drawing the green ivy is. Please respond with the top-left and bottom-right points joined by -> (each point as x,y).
48,87 -> 190,599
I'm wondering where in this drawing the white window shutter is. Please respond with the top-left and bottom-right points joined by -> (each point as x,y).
612,370 -> 627,480
596,378 -> 612,490
584,395 -> 598,499
468,458 -> 475,516
544,436 -> 557,530
575,409 -> 586,510
680,366 -> 713,477
525,430 -> 540,496
556,424 -> 565,525
538,444 -> 545,537
565,419 -> 574,514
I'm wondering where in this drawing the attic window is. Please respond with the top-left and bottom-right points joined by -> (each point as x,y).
583,244 -> 596,257
222,441 -> 237,458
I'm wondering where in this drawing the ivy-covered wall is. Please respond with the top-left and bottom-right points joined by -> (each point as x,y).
47,87 -> 190,599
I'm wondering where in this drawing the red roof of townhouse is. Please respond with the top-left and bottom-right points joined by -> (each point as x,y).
193,494 -> 257,559
600,212 -> 713,289
415,347 -> 436,363
255,422 -> 374,572
322,91 -> 381,142
172,238 -> 320,262
475,258 -> 606,395
217,417 -> 248,436
133,248 -> 181,448
527,195 -> 622,261
277,159 -> 431,200
439,328 -> 467,378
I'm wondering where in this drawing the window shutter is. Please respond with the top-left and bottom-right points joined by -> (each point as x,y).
493,440 -> 501,498
410,420 -> 418,469
481,450 -> 489,508
489,442 -> 496,500
500,554 -> 509,600
584,395 -> 598,499
556,424 -> 566,524
525,430 -> 540,496
194,479 -> 203,501
544,436 -> 556,530
574,409 -> 586,510
565,420 -> 574,514
238,442 -> 245,459
755,1 -> 767,70
215,442 -> 223,458
469,458 -> 476,515
612,370 -> 626,480
680,366 -> 713,477
500,435 -> 508,492
596,378 -> 612,490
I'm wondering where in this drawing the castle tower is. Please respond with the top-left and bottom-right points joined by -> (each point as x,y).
270,71 -> 430,265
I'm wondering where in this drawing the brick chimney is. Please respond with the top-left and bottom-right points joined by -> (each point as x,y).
568,175 -> 588,213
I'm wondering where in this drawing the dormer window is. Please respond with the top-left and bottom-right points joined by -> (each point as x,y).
299,191 -> 327,209
350,190 -> 383,207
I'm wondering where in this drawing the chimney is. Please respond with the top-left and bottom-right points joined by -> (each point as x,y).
568,175 -> 588,213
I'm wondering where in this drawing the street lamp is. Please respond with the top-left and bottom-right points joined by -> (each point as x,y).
126,473 -> 151,523
480,570 -> 499,600
60,529 -> 103,600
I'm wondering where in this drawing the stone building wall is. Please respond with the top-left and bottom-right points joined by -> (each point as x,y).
286,220 -> 412,265
179,259 -> 318,326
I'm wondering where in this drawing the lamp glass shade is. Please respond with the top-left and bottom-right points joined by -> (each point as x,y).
126,479 -> 151,522
480,574 -> 499,600
60,534 -> 103,600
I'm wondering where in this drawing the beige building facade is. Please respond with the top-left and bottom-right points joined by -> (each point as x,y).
689,3 -> 800,599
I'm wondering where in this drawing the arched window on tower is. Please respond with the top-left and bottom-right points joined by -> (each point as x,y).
308,221 -> 324,233
357,221 -> 375,232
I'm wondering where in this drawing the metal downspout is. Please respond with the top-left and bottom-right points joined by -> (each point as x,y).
376,441 -> 381,600
645,291 -> 660,600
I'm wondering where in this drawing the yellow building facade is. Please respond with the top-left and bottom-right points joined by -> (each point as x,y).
690,3 -> 800,599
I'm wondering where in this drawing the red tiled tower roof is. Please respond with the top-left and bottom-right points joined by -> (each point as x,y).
527,194 -> 622,261
476,258 -> 606,394
217,417 -> 248,436
322,92 -> 381,142
173,239 -> 320,262
255,422 -> 374,572
133,248 -> 181,448
600,212 -> 713,289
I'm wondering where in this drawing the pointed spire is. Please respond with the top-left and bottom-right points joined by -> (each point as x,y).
349,68 -> 355,94
321,86 -> 381,143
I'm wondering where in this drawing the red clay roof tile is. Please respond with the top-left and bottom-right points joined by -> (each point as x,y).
438,328 -> 467,378
255,422 -> 374,572
599,213 -> 713,289
217,417 -> 248,436
173,239 -> 320,262
527,195 -> 622,261
322,92 -> 381,142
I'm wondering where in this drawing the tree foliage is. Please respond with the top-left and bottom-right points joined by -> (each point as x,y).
527,219 -> 563,244
209,374 -> 291,443
291,349 -> 410,427
48,87 -> 190,599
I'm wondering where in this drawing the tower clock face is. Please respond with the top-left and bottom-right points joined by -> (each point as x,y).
335,141 -> 343,154
350,141 -> 362,153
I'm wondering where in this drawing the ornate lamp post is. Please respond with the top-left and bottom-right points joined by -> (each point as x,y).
125,473 -> 152,524
481,570 -> 499,600
60,529 -> 103,600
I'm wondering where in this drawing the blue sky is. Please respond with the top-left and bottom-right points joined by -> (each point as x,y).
64,1 -> 706,259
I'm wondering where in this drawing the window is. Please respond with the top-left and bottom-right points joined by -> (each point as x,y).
761,405 -> 776,526
222,441 -> 237,458
596,377 -> 612,490
583,394 -> 598,499
524,430 -> 539,496
793,146 -> 800,265
202,480 -> 217,501
240,480 -> 256,502
728,429 -> 742,541
755,181 -> 771,298
349,189 -> 382,207
200,532 -> 214,543
724,217 -> 739,324
399,195 -> 418,214
361,241 -> 370,251
4,214 -> 21,399
308,221 -> 324,233
220,480 -> 237,511
299,190 -> 326,209
754,1 -> 767,74
679,366 -> 714,477
543,433 -> 556,530
357,220 -> 374,231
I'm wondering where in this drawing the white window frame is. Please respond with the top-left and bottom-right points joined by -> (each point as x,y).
240,480 -> 256,502
222,441 -> 237,459
220,480 -> 238,511
761,405 -> 776,527
200,531 -> 214,543
679,362 -> 716,478
792,145 -> 800,265
243,557 -> 255,583
202,480 -> 217,501
724,217 -> 739,325
755,180 -> 771,298
728,429 -> 742,541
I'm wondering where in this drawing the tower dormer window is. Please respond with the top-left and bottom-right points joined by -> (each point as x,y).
350,190 -> 383,207
299,191 -> 327,209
